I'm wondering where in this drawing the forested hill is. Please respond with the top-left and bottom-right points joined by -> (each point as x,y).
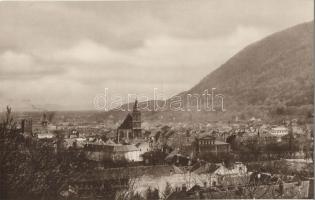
95,21 -> 313,123
164,21 -> 314,122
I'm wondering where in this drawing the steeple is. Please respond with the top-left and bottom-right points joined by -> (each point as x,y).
117,100 -> 142,143
41,112 -> 48,127
132,99 -> 141,138
133,99 -> 138,111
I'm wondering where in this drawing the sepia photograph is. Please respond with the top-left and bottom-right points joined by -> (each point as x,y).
0,0 -> 314,199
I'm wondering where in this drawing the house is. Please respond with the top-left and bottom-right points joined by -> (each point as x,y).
166,179 -> 311,200
135,141 -> 151,154
63,138 -> 77,149
37,132 -> 55,139
165,147 -> 195,166
191,162 -> 248,187
196,135 -> 230,156
84,142 -> 143,162
292,126 -> 304,135
63,137 -> 87,149
117,100 -> 142,143
68,129 -> 79,138
112,144 -> 142,162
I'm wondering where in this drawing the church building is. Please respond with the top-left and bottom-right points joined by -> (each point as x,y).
117,100 -> 142,143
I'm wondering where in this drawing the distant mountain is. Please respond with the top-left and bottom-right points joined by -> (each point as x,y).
168,21 -> 314,122
96,21 -> 314,123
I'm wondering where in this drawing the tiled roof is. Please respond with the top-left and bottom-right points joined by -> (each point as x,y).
104,138 -> 116,145
37,132 -> 55,139
113,144 -> 138,152
193,163 -> 221,174
118,113 -> 133,129
198,134 -> 216,140
85,143 -> 139,152
165,146 -> 194,160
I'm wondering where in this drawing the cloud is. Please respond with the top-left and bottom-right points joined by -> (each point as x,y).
0,51 -> 33,72
0,0 -> 312,110
51,25 -> 269,87
53,40 -> 125,64
0,51 -> 66,80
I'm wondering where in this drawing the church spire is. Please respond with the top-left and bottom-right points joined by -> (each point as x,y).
133,99 -> 138,111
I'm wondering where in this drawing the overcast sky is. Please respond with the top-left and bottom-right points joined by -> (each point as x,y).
0,0 -> 313,111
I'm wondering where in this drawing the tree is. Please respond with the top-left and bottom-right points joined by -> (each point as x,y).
152,188 -> 159,200
144,187 -> 159,200
113,165 -> 142,200
163,182 -> 172,198
145,187 -> 153,200
198,152 -> 233,164
235,172 -> 282,199
129,192 -> 145,200
226,134 -> 239,151
0,106 -> 27,199
0,106 -> 96,199
142,150 -> 167,165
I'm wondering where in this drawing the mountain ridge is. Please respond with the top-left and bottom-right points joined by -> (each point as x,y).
169,21 -> 314,121
94,21 -> 314,123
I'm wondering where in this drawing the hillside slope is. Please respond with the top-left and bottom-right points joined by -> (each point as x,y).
163,21 -> 314,122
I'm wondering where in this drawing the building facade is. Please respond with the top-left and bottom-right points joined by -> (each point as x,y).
84,143 -> 143,162
196,135 -> 230,156
270,126 -> 288,136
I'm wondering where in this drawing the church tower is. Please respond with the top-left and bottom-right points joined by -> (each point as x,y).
131,100 -> 141,138
117,100 -> 142,143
